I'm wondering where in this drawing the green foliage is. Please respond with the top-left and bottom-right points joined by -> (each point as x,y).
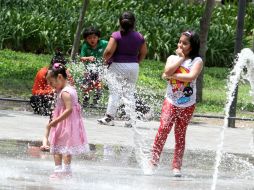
0,49 -> 51,97
206,4 -> 253,67
0,0 -> 254,67
86,0 -> 202,61
1,50 -> 254,115
0,49 -> 50,80
0,78 -> 33,98
138,60 -> 165,90
0,0 -> 81,52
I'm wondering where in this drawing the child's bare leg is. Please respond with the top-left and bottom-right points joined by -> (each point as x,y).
49,154 -> 63,178
63,155 -> 72,165
63,155 -> 72,174
53,154 -> 62,172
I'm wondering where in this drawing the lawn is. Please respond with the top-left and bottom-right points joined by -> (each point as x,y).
0,49 -> 253,117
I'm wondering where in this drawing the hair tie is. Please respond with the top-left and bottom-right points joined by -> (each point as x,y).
122,18 -> 129,22
183,31 -> 192,37
53,63 -> 60,69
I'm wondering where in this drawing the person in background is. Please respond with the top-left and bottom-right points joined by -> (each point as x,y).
149,30 -> 203,177
30,51 -> 67,116
97,11 -> 147,127
80,26 -> 108,107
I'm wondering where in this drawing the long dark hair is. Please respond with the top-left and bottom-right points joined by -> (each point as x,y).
119,12 -> 135,35
182,30 -> 200,60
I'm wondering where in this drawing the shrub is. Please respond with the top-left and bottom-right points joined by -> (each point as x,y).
0,0 -> 81,53
0,0 -> 254,67
0,49 -> 50,80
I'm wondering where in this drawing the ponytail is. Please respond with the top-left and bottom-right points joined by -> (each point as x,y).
119,12 -> 135,35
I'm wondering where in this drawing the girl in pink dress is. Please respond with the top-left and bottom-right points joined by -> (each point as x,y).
42,63 -> 89,178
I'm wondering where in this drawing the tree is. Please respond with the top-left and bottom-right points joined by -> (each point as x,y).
228,0 -> 247,128
71,0 -> 90,61
196,0 -> 215,102
252,33 -> 254,51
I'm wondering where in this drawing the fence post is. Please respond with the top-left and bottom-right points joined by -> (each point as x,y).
228,0 -> 246,128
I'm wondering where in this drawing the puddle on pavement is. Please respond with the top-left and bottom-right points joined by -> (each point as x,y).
0,140 -> 253,190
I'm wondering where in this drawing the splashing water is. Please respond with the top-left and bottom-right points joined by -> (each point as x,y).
133,124 -> 155,175
211,48 -> 254,190
68,57 -> 106,106
251,129 -> 254,157
68,58 -> 158,174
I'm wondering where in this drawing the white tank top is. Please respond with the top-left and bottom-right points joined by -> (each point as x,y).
165,55 -> 202,108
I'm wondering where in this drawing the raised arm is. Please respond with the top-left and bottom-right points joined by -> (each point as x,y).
164,55 -> 186,77
171,59 -> 203,82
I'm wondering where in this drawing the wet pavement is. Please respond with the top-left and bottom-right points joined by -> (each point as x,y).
0,110 -> 253,154
0,110 -> 254,190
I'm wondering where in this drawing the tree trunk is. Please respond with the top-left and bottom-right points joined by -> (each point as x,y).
196,0 -> 215,103
252,34 -> 254,52
228,0 -> 246,128
71,0 -> 89,61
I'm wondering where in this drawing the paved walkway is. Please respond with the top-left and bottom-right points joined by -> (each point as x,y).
0,110 -> 253,154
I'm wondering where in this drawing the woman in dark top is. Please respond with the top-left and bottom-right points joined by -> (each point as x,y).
98,11 -> 147,127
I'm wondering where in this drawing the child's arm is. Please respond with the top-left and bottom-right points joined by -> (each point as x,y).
40,122 -> 51,150
45,123 -> 51,138
164,49 -> 186,77
48,91 -> 73,128
80,44 -> 96,62
80,56 -> 96,62
171,60 -> 203,82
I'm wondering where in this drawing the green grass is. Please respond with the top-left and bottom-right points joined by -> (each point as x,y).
0,49 -> 51,97
0,49 -> 253,117
0,49 -> 51,80
0,79 -> 33,98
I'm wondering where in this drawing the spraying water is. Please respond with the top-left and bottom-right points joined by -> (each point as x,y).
68,58 -> 157,174
211,48 -> 254,190
68,57 -> 106,107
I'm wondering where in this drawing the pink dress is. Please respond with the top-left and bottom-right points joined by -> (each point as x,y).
49,85 -> 89,155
